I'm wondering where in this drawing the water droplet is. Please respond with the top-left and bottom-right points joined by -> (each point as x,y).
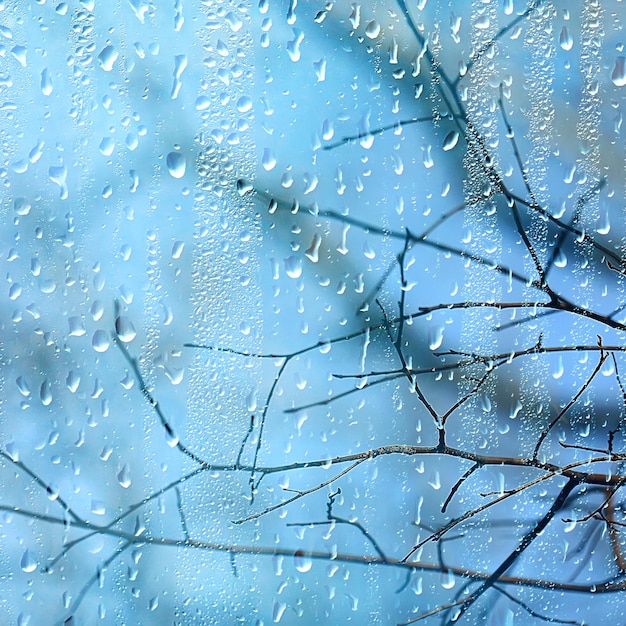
40,68 -> 53,95
98,45 -> 119,71
294,550 -> 312,573
166,151 -> 186,178
305,234 -> 322,262
611,56 -> 626,87
365,20 -> 381,39
117,464 -> 131,488
286,28 -> 304,62
40,380 -> 52,406
15,376 -> 31,397
20,549 -> 37,573
99,137 -> 115,156
67,316 -> 86,337
92,330 -> 110,353
14,198 -> 31,215
554,249 -> 567,268
171,241 -> 184,259
422,145 -> 434,168
273,602 -> 286,623
195,95 -> 211,111
8,282 -> 21,300
49,165 -> 68,199
91,500 -> 106,515
559,26 -> 573,51
442,130 -> 459,151
428,326 -> 444,350
165,427 -> 179,448
115,316 -> 137,343
66,371 -> 80,393
441,569 -> 455,589
171,54 -> 187,99
11,45 -> 27,67
284,256 -> 302,279
509,400 -> 522,419
262,148 -> 276,171
237,95 -> 252,113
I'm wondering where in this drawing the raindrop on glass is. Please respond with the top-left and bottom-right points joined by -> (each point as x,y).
92,330 -> 110,353
611,57 -> 626,87
294,550 -> 313,573
166,152 -> 186,178
20,549 -> 37,573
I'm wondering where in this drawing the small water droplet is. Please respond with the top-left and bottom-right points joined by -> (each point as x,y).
166,151 -> 186,178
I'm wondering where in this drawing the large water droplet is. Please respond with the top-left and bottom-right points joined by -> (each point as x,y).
365,20 -> 381,39
442,130 -> 459,151
284,256 -> 302,279
115,316 -> 137,343
237,95 -> 252,113
428,326 -> 444,351
294,550 -> 312,573
92,330 -> 110,353
611,57 -> 626,87
286,28 -> 304,62
91,500 -> 106,515
117,464 -> 131,488
98,45 -> 119,71
40,68 -> 53,95
20,549 -> 37,573
195,95 -> 211,111
40,380 -> 52,406
262,148 -> 277,171
49,165 -> 68,199
273,602 -> 287,623
166,151 -> 186,178
559,26 -> 573,51
99,137 -> 115,156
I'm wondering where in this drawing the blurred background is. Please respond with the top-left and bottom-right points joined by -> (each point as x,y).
1,1 -> 625,624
